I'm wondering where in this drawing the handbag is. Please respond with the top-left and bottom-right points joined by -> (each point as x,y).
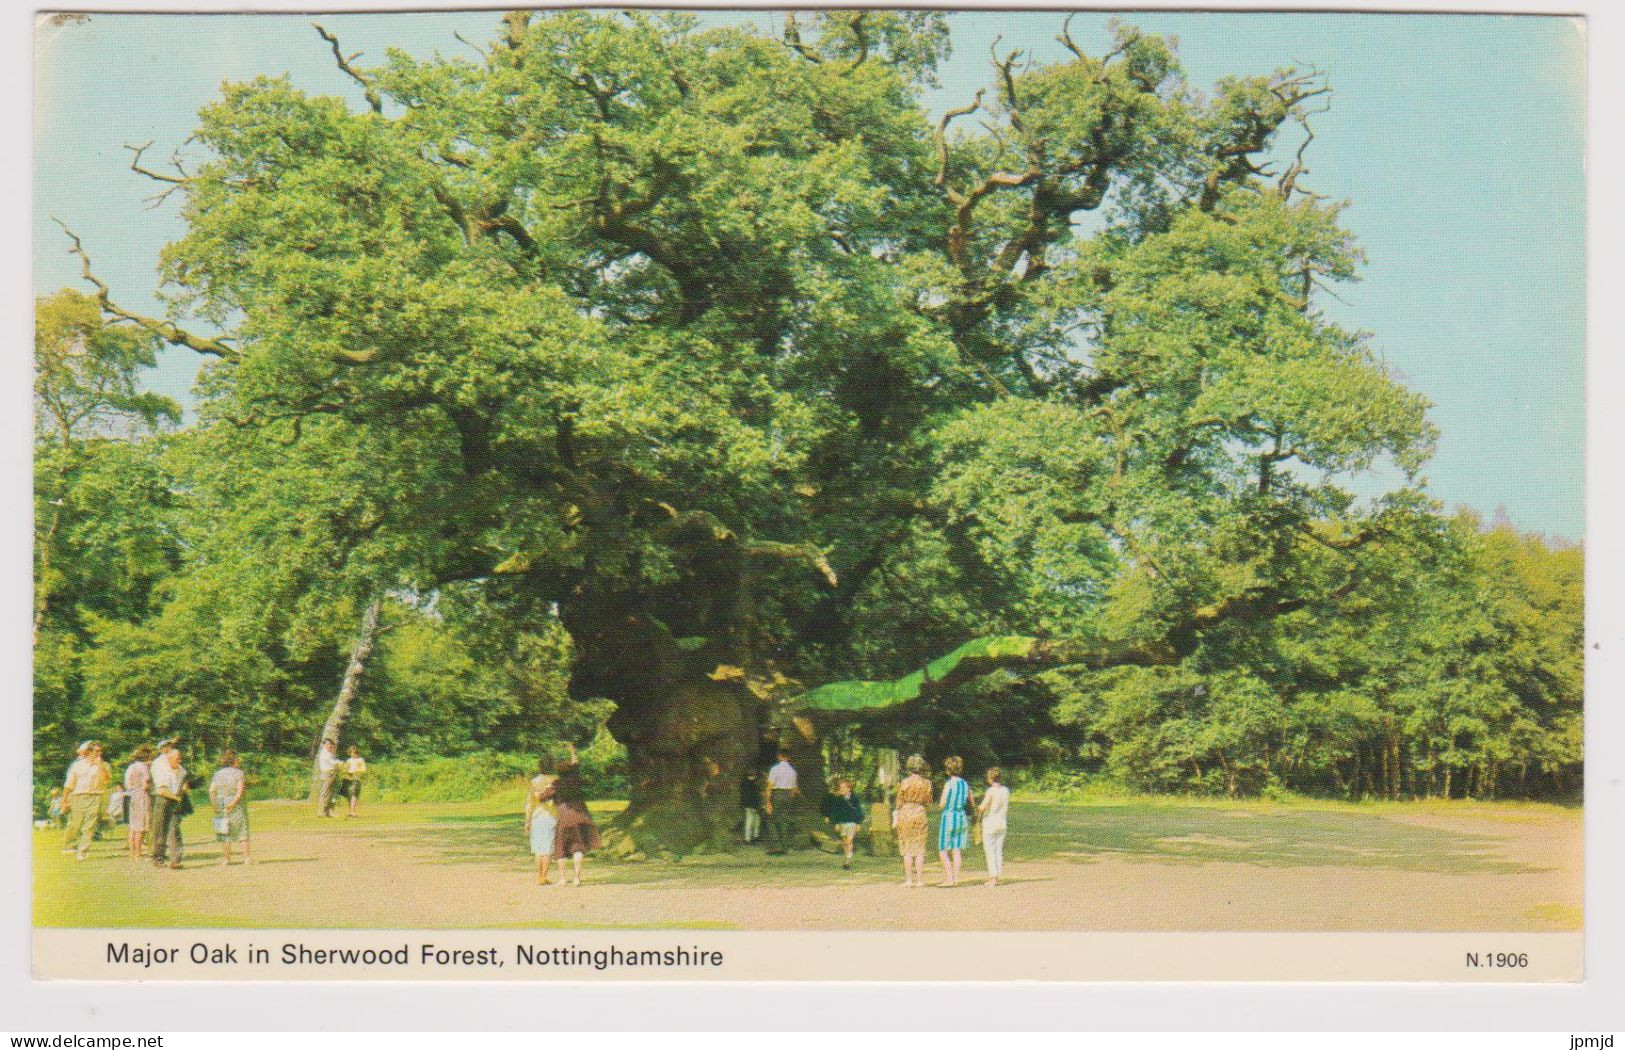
212,814 -> 230,835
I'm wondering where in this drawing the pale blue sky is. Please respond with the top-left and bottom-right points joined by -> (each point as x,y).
34,11 -> 1586,540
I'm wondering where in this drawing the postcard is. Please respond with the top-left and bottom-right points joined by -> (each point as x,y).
30,7 -> 1585,982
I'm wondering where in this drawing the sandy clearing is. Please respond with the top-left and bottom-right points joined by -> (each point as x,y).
43,801 -> 1582,932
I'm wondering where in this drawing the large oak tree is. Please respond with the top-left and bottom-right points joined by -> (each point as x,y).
69,11 -> 1436,853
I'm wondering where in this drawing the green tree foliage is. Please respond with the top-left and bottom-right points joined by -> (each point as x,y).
43,12 -> 1581,835
1031,513 -> 1583,799
33,290 -> 180,771
34,292 -> 595,774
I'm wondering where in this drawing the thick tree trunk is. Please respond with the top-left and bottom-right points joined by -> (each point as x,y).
563,569 -> 772,859
600,677 -> 837,858
558,514 -> 845,858
565,622 -> 832,857
603,673 -> 763,858
310,597 -> 382,800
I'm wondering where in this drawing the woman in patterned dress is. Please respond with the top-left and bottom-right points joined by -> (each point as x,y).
891,754 -> 933,888
123,745 -> 154,859
524,755 -> 559,886
550,743 -> 601,886
209,750 -> 251,865
935,755 -> 974,887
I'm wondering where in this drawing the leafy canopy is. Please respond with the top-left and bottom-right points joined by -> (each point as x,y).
50,12 -> 1533,804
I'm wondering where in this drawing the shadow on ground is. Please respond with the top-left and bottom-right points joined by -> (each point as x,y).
364,801 -> 1544,883
1017,804 -> 1543,875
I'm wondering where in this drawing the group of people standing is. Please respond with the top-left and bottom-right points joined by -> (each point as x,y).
50,738 -> 252,867
524,742 -> 602,886
892,755 -> 1010,888
54,738 -> 1012,889
740,750 -> 1014,887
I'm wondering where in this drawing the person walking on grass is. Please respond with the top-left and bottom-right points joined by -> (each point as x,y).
123,745 -> 155,858
763,748 -> 799,855
150,740 -> 188,869
316,738 -> 340,817
341,745 -> 368,818
935,755 -> 974,887
821,777 -> 866,870
892,754 -> 933,888
61,741 -> 110,860
525,755 -> 559,886
210,750 -> 251,866
739,769 -> 763,845
977,766 -> 1010,886
550,743 -> 600,886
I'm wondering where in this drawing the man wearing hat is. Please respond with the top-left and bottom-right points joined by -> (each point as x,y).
150,739 -> 188,869
61,741 -> 110,860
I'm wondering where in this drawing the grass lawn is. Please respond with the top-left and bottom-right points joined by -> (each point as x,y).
33,795 -> 1582,932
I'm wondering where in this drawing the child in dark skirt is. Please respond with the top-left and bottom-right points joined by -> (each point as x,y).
550,743 -> 600,886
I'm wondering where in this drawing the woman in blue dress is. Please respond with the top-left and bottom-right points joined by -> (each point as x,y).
935,756 -> 975,887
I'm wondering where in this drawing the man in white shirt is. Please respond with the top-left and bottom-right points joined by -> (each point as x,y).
316,739 -> 340,817
149,741 -> 188,869
61,741 -> 109,860
763,749 -> 799,855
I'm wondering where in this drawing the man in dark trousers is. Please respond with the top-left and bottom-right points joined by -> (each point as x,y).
762,749 -> 799,855
149,739 -> 188,869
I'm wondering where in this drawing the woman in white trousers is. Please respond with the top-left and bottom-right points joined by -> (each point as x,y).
977,767 -> 1010,886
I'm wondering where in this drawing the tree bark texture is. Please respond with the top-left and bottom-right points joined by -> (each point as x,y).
310,597 -> 382,800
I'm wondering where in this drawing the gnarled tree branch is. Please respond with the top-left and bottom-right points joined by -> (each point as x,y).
647,503 -> 838,588
796,573 -> 1364,715
313,23 -> 384,114
743,540 -> 839,589
54,220 -> 239,359
782,13 -> 823,64
845,11 -> 870,72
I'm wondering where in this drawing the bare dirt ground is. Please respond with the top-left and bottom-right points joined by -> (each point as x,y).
36,798 -> 1582,931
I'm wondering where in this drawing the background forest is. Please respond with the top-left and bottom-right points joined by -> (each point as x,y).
33,11 -> 1582,834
